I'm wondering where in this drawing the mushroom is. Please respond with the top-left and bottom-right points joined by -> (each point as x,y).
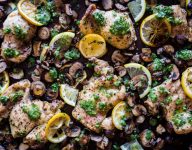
154,138 -> 165,150
131,54 -> 141,63
115,3 -> 128,11
104,130 -> 115,139
156,124 -> 165,135
33,41 -> 42,57
31,67 -> 42,81
126,93 -> 136,107
44,72 -> 54,83
169,64 -> 180,81
90,134 -> 103,142
62,143 -> 75,150
69,62 -> 84,78
65,125 -> 81,137
132,105 -> 147,116
140,48 -> 153,62
111,50 -> 128,64
0,6 -> 5,20
45,88 -> 58,101
114,65 -> 126,77
136,115 -> 145,124
38,27 -> 50,40
96,136 -> 109,150
124,120 -> 135,134
102,0 -> 113,10
176,35 -> 187,45
140,129 -> 155,147
163,45 -> 174,54
59,13 -> 71,29
9,68 -> 24,80
79,132 -> 90,145
65,4 -> 73,16
31,81 -> 46,96
19,143 -> 29,150
0,61 -> 7,73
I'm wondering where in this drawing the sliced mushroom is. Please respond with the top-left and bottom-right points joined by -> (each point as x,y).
96,136 -> 109,150
115,3 -> 128,11
114,65 -> 126,77
126,93 -> 136,107
19,143 -> 29,150
90,134 -> 103,142
33,41 -> 41,57
101,117 -> 115,131
31,81 -> 46,96
111,50 -> 128,64
59,13 -> 71,29
140,129 -> 155,147
0,61 -> 7,73
124,120 -> 135,134
140,48 -> 153,62
79,132 -> 90,145
9,68 -> 24,80
62,143 -> 75,150
131,54 -> 141,63
38,27 -> 50,40
69,62 -> 84,78
65,126 -> 81,138
163,45 -> 175,54
44,72 -> 54,83
132,104 -> 147,116
169,64 -> 180,81
154,138 -> 165,150
65,4 -> 73,16
102,0 -> 113,10
45,88 -> 58,101
156,124 -> 165,135
136,115 -> 145,124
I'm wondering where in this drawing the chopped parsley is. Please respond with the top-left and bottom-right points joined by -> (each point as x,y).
164,96 -> 172,104
93,94 -> 100,100
120,115 -> 127,127
98,102 -> 107,111
51,83 -> 59,92
3,27 -> 11,34
80,99 -> 97,116
92,12 -> 105,26
0,96 -> 9,104
49,67 -> 58,80
172,113 -> 186,127
110,17 -> 130,36
153,58 -> 164,71
22,103 -> 41,120
145,130 -> 153,140
153,5 -> 182,25
114,80 -> 122,87
3,48 -> 20,58
159,86 -> 169,95
176,49 -> 192,61
175,98 -> 183,105
13,25 -> 27,39
50,29 -> 59,38
64,48 -> 80,60
148,89 -> 157,102
9,90 -> 24,102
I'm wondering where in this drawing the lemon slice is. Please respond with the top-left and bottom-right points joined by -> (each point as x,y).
79,34 -> 107,58
0,71 -> 9,95
49,32 -> 75,53
112,101 -> 132,130
60,84 -> 79,107
140,14 -> 171,47
128,0 -> 146,22
124,63 -> 151,98
18,0 -> 43,26
186,0 -> 192,16
181,67 -> 192,99
45,113 -> 70,143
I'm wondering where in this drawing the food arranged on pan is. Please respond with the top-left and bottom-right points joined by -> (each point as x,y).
0,0 -> 192,149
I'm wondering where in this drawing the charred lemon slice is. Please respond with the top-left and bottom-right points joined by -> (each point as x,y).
125,63 -> 151,98
140,14 -> 171,47
60,84 -> 79,107
79,34 -> 107,58
112,101 -> 132,130
0,71 -> 9,95
18,0 -> 43,26
181,67 -> 192,99
45,113 -> 70,143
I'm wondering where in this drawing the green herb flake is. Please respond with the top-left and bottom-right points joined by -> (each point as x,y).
64,48 -> 80,60
92,12 -> 105,26
51,83 -> 59,92
176,49 -> 192,61
3,27 -> 11,34
145,130 -> 152,141
172,113 -> 186,127
0,96 -> 9,104
148,89 -> 157,102
22,103 -> 41,120
3,48 -> 20,58
13,25 -> 27,39
110,17 -> 130,36
49,67 -> 58,80
98,102 -> 107,111
175,98 -> 183,105
10,90 -> 24,102
80,99 -> 97,116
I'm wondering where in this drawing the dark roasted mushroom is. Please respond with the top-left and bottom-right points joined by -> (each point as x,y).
114,65 -> 127,77
132,104 -> 147,116
154,138 -> 165,150
136,115 -> 145,124
65,4 -> 73,16
163,45 -> 174,54
111,50 -> 128,64
126,93 -> 136,107
124,120 -> 135,134
90,134 -> 103,142
33,41 -> 42,57
169,64 -> 180,80
44,72 -> 54,83
45,88 -> 58,101
102,0 -> 113,10
65,125 -> 81,137
0,6 -> 5,21
140,129 -> 155,147
131,54 -> 141,63
9,68 -> 24,80
140,48 -> 153,62
62,143 -> 75,150
96,136 -> 109,150
156,124 -> 166,135
59,13 -> 71,29
31,81 -> 46,96
69,62 -> 84,78
38,27 -> 50,40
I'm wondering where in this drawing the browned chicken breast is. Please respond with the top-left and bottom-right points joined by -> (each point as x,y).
1,10 -> 36,63
145,79 -> 192,134
0,79 -> 31,119
79,4 -> 136,49
72,58 -> 126,133
171,5 -> 192,42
